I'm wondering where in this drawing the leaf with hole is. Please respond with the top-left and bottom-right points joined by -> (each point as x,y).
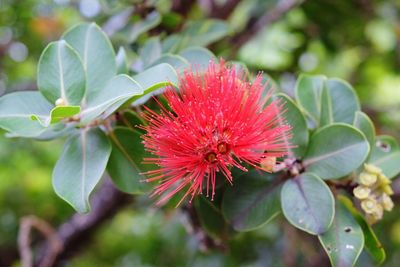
281,173 -> 334,235
53,128 -> 111,213
368,135 -> 400,179
303,124 -> 369,179
37,40 -> 86,106
222,170 -> 281,231
319,198 -> 364,267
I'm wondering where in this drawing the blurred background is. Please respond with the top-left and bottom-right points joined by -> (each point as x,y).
1,0 -> 400,266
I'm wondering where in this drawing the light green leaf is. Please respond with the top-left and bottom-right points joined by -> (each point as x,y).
116,47 -> 128,74
37,40 -> 86,106
368,135 -> 400,179
303,124 -> 370,180
132,63 -> 179,106
107,127 -> 151,194
319,199 -> 364,267
128,11 -> 161,43
63,23 -> 116,101
150,54 -> 189,73
340,195 -> 385,264
295,75 -> 360,128
53,128 -> 111,213
0,91 -> 53,137
273,93 -> 309,158
31,105 -> 80,126
222,170 -> 281,232
140,37 -> 162,69
353,111 -> 375,152
179,47 -> 214,71
80,74 -> 143,124
281,173 -> 335,235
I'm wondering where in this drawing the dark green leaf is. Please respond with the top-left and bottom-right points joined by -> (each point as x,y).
319,198 -> 364,267
195,196 -> 227,239
303,124 -> 370,179
273,93 -> 309,158
107,127 -> 151,194
37,40 -> 86,105
222,170 -> 281,232
53,128 -> 111,213
281,173 -> 334,235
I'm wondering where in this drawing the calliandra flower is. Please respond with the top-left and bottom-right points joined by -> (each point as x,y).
141,61 -> 292,206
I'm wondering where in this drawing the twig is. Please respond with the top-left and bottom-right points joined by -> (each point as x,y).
18,216 -> 62,267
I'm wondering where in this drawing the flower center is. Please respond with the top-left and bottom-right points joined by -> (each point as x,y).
205,152 -> 217,163
217,142 -> 229,154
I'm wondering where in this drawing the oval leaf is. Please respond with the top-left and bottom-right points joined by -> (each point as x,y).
116,47 -> 128,74
319,199 -> 364,267
195,196 -> 228,239
0,91 -> 53,137
353,111 -> 375,152
37,40 -> 86,106
107,127 -> 151,194
63,23 -> 116,101
222,171 -> 282,231
273,93 -> 309,158
368,135 -> 400,179
31,105 -> 80,126
81,74 -> 143,123
303,124 -> 370,179
281,173 -> 334,235
179,47 -> 214,71
150,54 -> 189,73
53,128 -> 111,213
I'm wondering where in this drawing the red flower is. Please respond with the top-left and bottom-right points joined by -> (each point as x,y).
141,61 -> 291,206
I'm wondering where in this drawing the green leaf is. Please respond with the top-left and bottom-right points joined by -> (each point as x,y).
80,74 -> 143,124
295,74 -> 325,124
179,19 -> 230,49
281,173 -> 335,235
295,75 -> 360,128
107,127 -> 151,194
368,135 -> 400,179
53,128 -> 111,213
303,124 -> 370,179
150,54 -> 189,73
179,47 -> 214,71
319,199 -> 364,267
116,47 -> 128,74
63,23 -> 116,101
222,170 -> 282,232
31,105 -> 80,126
273,93 -> 309,158
128,11 -> 161,43
0,91 -> 53,137
131,63 -> 179,106
353,111 -> 375,152
140,37 -> 162,69
340,195 -> 385,264
37,40 -> 86,106
195,196 -> 228,239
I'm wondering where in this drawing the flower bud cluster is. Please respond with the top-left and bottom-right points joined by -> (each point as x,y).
353,164 -> 394,224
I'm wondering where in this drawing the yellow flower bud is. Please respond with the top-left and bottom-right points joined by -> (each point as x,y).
359,172 -> 377,186
361,198 -> 378,214
55,98 -> 66,106
382,184 -> 394,196
378,173 -> 391,185
364,163 -> 382,175
353,186 -> 371,199
382,193 -> 394,211
371,204 -> 384,221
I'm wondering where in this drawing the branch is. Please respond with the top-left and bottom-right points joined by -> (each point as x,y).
231,0 -> 304,50
32,178 -> 132,266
